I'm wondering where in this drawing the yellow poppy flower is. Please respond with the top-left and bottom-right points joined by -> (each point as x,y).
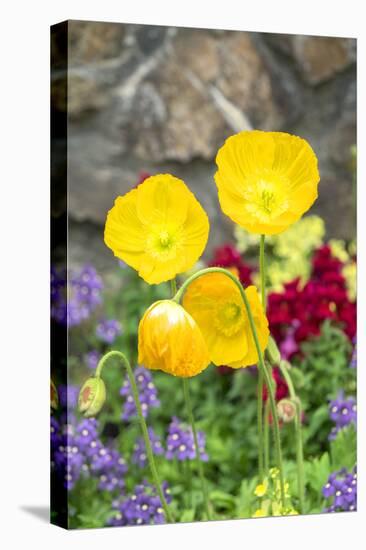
215,130 -> 320,235
138,300 -> 210,378
182,273 -> 269,368
104,174 -> 210,284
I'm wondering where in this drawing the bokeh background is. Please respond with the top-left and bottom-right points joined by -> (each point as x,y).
51,21 -> 356,282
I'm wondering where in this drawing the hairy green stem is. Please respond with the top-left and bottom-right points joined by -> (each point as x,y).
259,235 -> 266,310
257,234 -> 266,480
264,399 -> 270,474
95,350 -> 174,523
257,369 -> 264,481
182,378 -> 212,520
174,266 -> 286,507
278,361 -> 305,514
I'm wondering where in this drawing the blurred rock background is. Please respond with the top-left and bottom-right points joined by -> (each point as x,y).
51,21 -> 356,277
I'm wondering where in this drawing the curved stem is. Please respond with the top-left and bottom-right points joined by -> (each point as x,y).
278,361 -> 305,514
174,266 -> 286,507
95,350 -> 174,523
182,378 -> 212,520
257,235 -> 266,480
170,277 -> 177,297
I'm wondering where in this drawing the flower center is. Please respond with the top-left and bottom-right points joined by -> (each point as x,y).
243,174 -> 290,222
145,227 -> 182,260
214,300 -> 245,337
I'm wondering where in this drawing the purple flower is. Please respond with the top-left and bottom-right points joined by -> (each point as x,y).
53,432 -> 85,490
108,480 -> 172,527
323,466 -> 357,512
51,415 -> 127,493
96,319 -> 122,344
132,428 -> 164,468
328,392 -> 357,440
165,416 -> 208,462
85,350 -> 101,370
51,265 -> 103,327
90,447 -> 128,491
120,367 -> 160,420
58,384 -> 79,411
279,325 -> 298,360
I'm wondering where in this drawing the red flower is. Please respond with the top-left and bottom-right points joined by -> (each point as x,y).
209,244 -> 253,286
263,367 -> 289,402
267,245 -> 356,357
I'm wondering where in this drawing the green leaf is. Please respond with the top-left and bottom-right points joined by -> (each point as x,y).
330,425 -> 356,471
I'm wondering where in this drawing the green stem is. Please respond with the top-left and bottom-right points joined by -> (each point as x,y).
95,350 -> 174,523
257,234 -> 266,481
259,235 -> 266,310
182,378 -> 212,520
174,267 -> 286,507
278,361 -> 305,514
170,277 -> 177,297
264,399 -> 270,474
257,369 -> 264,481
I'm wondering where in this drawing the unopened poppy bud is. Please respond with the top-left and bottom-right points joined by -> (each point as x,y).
78,377 -> 106,417
267,336 -> 281,365
277,398 -> 297,423
50,379 -> 58,409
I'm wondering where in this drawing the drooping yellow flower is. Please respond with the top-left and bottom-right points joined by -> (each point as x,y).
215,130 -> 320,235
104,174 -> 209,284
138,300 -> 210,378
182,273 -> 269,368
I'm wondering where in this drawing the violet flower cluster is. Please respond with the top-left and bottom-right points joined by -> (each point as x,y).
132,428 -> 164,468
166,416 -> 208,462
328,391 -> 357,440
108,481 -> 172,527
322,466 -> 357,512
51,415 -> 127,491
85,350 -> 101,370
51,265 -> 103,326
96,319 -> 122,344
120,367 -> 160,420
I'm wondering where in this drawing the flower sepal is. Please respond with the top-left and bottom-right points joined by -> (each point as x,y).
78,376 -> 106,417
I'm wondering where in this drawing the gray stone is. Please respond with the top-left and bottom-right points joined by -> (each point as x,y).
265,34 -> 356,85
53,21 -> 356,276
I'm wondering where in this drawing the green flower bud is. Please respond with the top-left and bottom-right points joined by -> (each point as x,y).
267,335 -> 281,365
50,379 -> 59,410
78,377 -> 106,417
277,398 -> 297,423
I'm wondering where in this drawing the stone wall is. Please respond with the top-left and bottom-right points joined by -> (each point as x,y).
51,21 -> 356,274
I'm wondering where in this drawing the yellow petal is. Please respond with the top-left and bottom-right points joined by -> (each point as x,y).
104,174 -> 210,284
104,190 -> 145,269
138,300 -> 210,378
183,273 -> 269,368
136,174 -> 189,227
215,130 -> 320,235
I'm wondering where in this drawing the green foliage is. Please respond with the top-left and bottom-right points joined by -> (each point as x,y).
61,261 -> 356,527
293,320 -> 354,455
